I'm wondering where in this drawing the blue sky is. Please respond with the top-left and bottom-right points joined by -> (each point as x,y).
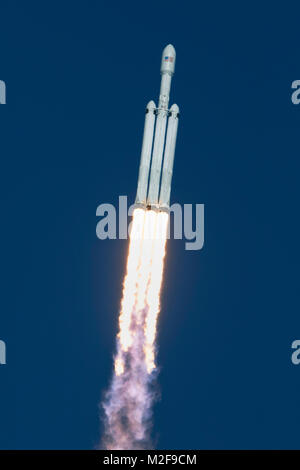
0,1 -> 300,449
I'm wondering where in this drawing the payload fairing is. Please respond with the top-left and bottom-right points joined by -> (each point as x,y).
135,45 -> 179,211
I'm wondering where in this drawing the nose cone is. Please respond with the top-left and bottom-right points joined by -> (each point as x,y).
170,103 -> 179,115
146,100 -> 156,111
161,44 -> 176,75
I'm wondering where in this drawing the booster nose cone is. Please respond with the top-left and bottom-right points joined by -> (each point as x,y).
170,103 -> 179,115
161,44 -> 176,75
146,100 -> 156,111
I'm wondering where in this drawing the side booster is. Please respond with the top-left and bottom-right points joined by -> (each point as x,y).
135,44 -> 179,211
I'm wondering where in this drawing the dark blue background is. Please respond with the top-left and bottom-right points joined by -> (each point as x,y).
0,1 -> 300,449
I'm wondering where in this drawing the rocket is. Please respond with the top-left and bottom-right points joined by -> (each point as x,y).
135,44 -> 179,211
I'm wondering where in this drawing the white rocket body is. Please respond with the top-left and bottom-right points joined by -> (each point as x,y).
135,45 -> 179,211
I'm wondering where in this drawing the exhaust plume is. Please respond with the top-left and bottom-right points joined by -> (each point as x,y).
101,208 -> 169,449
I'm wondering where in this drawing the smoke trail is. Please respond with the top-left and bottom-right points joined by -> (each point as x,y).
101,208 -> 168,450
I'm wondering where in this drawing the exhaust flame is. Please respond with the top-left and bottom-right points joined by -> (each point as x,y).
102,208 -> 168,449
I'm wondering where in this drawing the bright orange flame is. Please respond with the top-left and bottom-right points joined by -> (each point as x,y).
114,208 -> 169,375
117,208 -> 145,352
144,212 -> 169,372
